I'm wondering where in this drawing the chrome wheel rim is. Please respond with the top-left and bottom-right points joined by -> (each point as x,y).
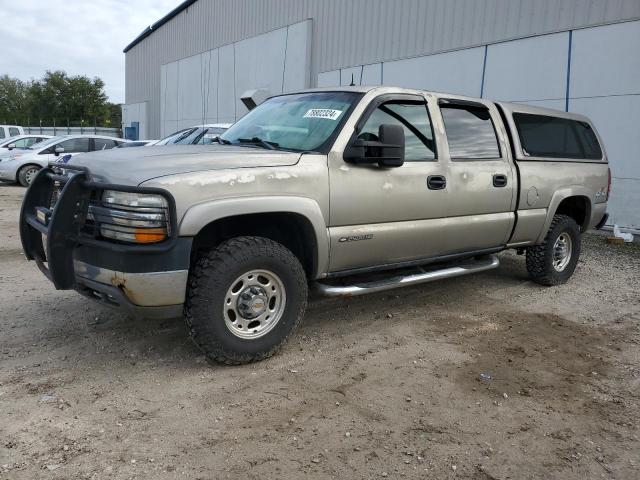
223,269 -> 286,339
24,167 -> 38,185
552,233 -> 572,272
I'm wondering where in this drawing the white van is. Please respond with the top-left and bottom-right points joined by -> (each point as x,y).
0,125 -> 25,139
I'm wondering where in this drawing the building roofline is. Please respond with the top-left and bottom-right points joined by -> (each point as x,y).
123,0 -> 198,53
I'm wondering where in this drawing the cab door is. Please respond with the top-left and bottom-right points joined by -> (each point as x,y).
328,93 -> 451,273
435,98 -> 516,252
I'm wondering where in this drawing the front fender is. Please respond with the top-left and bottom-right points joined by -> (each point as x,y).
178,195 -> 330,278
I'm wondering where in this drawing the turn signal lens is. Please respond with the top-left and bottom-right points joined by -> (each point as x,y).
134,228 -> 167,243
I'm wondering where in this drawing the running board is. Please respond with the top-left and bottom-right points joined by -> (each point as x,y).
315,254 -> 500,297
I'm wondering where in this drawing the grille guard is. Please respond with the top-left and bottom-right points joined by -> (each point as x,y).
19,163 -> 178,290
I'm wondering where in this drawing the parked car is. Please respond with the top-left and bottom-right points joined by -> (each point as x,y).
19,86 -> 610,365
155,124 -> 231,145
0,135 -> 52,150
0,135 -> 128,186
117,140 -> 159,148
0,125 -> 25,140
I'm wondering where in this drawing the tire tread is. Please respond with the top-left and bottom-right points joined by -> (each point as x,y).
184,236 -> 307,365
526,214 -> 580,286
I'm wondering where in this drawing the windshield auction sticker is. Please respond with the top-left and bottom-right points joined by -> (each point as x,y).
303,109 -> 343,120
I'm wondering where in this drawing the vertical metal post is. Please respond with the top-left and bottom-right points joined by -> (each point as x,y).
480,45 -> 488,98
565,30 -> 573,112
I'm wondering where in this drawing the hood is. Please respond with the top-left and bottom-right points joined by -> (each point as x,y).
68,144 -> 302,185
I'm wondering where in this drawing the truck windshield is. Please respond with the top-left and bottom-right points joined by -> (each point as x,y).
220,91 -> 363,153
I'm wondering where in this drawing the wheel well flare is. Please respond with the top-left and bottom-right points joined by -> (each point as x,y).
191,212 -> 318,278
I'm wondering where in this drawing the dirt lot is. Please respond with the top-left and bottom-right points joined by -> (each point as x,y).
1,183 -> 639,480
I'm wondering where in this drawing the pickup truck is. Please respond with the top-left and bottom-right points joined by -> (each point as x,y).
19,86 -> 610,365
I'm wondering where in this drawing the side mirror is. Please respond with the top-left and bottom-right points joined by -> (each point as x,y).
343,124 -> 405,168
54,146 -> 65,156
7,143 -> 16,150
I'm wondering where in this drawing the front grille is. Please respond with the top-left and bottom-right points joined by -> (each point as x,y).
20,163 -> 178,288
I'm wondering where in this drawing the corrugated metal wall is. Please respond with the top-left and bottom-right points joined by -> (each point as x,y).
125,0 -> 640,138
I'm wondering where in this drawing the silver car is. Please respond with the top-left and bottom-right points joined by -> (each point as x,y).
0,135 -> 128,186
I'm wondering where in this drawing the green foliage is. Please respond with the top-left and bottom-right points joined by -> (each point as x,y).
0,71 -> 120,127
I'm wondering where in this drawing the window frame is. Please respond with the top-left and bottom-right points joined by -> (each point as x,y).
349,93 -> 438,162
438,99 -> 503,162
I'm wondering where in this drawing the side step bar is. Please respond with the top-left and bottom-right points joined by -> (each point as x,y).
315,254 -> 500,297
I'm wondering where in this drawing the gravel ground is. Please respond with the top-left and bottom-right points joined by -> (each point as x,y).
1,183 -> 639,479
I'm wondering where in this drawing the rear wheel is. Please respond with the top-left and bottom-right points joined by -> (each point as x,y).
184,236 -> 308,365
526,214 -> 581,286
18,165 -> 40,187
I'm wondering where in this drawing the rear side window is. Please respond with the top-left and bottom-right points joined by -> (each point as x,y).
93,138 -> 118,151
440,105 -> 501,159
58,137 -> 90,153
513,113 -> 602,160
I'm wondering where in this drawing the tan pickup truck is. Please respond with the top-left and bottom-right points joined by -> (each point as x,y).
20,86 -> 610,364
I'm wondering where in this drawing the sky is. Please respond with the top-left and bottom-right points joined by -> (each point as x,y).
0,0 -> 181,104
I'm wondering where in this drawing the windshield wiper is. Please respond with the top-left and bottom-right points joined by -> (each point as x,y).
236,137 -> 278,150
214,136 -> 232,145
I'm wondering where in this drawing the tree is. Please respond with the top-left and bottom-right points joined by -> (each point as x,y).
107,102 -> 122,127
0,75 -> 29,124
0,70 -> 118,128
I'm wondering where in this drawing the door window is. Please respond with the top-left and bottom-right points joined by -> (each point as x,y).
57,137 -> 90,153
93,138 -> 118,151
0,129 -> 5,139
12,138 -> 30,148
9,127 -> 20,137
358,100 -> 436,161
440,104 -> 501,160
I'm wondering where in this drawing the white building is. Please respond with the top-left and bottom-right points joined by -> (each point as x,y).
123,0 -> 640,229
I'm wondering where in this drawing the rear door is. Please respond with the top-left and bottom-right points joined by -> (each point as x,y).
436,98 -> 516,251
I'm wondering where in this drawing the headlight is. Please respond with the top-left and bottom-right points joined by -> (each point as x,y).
88,190 -> 170,244
102,190 -> 168,208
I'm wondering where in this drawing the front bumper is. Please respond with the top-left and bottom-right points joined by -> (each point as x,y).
74,266 -> 186,319
19,164 -> 190,319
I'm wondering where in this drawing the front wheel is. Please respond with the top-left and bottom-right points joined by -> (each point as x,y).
526,214 -> 581,286
18,165 -> 41,187
184,236 -> 308,365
